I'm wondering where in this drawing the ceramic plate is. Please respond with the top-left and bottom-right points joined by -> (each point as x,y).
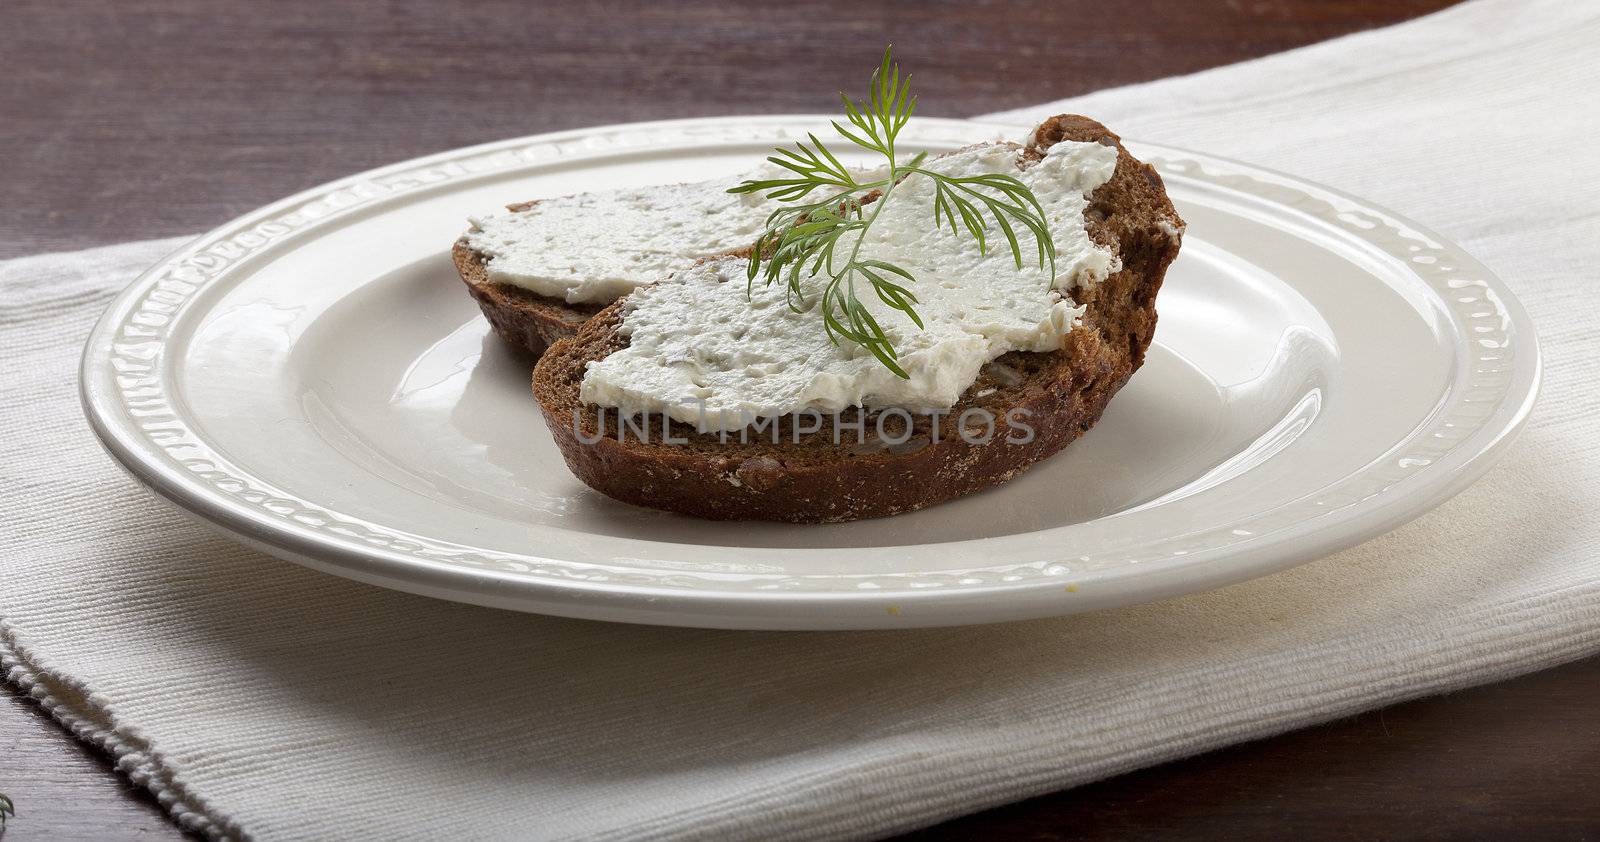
81,116 -> 1539,629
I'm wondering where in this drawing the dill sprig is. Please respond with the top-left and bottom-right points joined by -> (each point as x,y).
728,46 -> 1058,378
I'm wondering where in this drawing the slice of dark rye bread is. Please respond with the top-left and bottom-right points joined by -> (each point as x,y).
452,200 -> 604,358
532,115 -> 1184,523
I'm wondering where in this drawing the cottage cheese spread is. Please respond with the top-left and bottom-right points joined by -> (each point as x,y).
579,140 -> 1120,431
464,177 -> 774,304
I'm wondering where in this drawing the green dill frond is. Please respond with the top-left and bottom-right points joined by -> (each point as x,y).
730,45 -> 1058,378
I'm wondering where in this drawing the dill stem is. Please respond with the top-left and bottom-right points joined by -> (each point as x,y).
834,154 -> 899,283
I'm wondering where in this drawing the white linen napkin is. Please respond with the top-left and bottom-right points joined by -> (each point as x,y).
4,0 -> 1598,838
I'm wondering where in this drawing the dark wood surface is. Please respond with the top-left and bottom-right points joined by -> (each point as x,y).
12,1 -> 1595,840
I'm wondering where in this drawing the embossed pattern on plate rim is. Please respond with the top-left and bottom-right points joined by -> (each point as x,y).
78,115 -> 1540,627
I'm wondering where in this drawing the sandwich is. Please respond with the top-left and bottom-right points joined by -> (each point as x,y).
531,114 -> 1183,522
454,177 -> 777,357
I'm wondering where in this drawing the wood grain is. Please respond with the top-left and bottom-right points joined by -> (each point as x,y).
13,1 -> 1588,840
903,654 -> 1600,840
0,690 -> 173,840
1,0 -> 1455,258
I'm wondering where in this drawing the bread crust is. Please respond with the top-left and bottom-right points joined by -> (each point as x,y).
532,115 -> 1183,522
452,200 -> 603,358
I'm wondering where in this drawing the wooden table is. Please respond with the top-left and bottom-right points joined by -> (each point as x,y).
6,0 -> 1598,838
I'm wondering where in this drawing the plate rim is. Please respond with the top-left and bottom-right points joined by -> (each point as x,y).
79,114 -> 1542,629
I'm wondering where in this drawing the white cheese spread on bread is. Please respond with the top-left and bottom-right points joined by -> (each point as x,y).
465,177 -> 773,305
579,140 -> 1120,431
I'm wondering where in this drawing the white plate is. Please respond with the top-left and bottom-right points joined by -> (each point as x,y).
81,116 -> 1539,630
